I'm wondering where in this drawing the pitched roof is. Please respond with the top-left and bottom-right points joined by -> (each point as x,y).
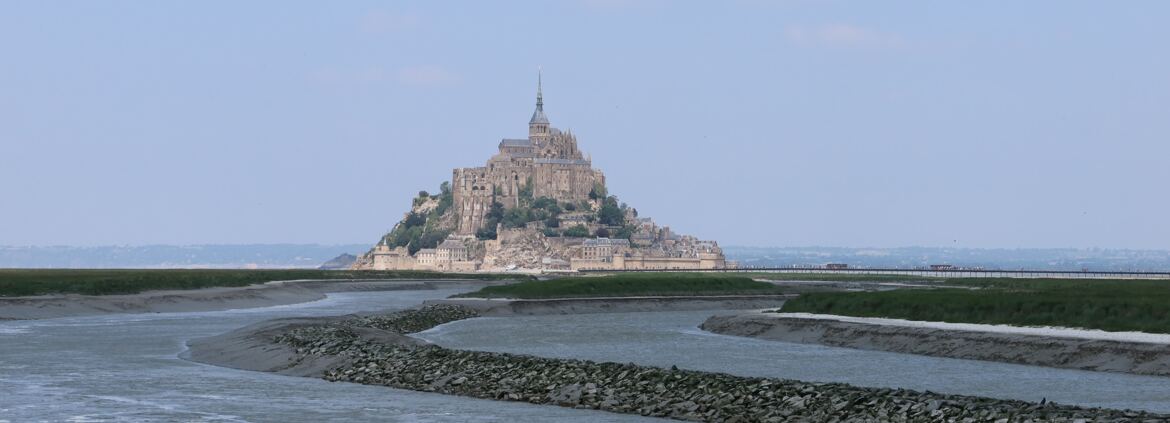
499,138 -> 532,147
583,238 -> 631,247
438,239 -> 466,250
534,158 -> 589,165
530,107 -> 549,125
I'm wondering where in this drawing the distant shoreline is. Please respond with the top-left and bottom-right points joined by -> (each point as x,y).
0,279 -> 510,320
0,268 -> 530,297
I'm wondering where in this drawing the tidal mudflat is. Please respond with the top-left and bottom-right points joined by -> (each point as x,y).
0,288 -> 648,422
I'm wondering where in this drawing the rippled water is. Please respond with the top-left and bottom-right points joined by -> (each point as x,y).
415,311 -> 1170,413
6,293 -> 1170,422
0,290 -> 651,422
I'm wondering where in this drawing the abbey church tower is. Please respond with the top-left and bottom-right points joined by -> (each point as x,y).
450,72 -> 606,234
528,71 -> 550,142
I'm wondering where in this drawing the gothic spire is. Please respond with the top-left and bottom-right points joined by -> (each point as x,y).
530,68 -> 549,125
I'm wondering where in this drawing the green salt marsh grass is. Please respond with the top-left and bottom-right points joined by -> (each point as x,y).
455,273 -> 785,299
780,277 -> 1170,333
0,269 -> 530,297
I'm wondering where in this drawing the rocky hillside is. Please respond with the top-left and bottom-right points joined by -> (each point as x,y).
363,180 -> 637,257
374,183 -> 458,255
318,254 -> 357,270
482,228 -> 571,270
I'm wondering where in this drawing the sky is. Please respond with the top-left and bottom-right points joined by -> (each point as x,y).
1,1 -> 1168,249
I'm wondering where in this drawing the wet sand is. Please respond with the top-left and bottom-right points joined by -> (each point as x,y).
0,279 -> 508,320
702,312 -> 1170,377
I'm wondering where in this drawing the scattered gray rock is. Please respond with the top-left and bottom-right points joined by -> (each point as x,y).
265,304 -> 1166,422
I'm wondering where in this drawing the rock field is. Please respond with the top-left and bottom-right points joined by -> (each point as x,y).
269,305 -> 1166,422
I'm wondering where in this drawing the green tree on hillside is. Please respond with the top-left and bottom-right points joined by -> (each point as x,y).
476,225 -> 497,240
564,225 -> 590,237
518,177 -> 534,204
403,211 -> 427,228
487,201 -> 504,220
615,225 -> 636,240
532,196 -> 559,212
598,196 -> 624,226
503,207 -> 531,228
433,182 -> 453,216
476,200 -> 506,240
588,182 -> 607,200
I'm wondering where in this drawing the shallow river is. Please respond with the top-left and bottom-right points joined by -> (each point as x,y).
415,310 -> 1170,414
0,289 -> 651,422
4,290 -> 1170,422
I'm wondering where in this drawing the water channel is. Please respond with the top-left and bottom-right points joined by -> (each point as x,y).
3,288 -> 1169,422
0,289 -> 650,422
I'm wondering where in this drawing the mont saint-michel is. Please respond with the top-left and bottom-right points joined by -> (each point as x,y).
7,3 -> 1170,422
352,76 -> 728,273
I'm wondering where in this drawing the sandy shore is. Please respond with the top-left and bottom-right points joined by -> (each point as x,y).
770,312 -> 1170,344
701,312 -> 1170,377
183,315 -> 382,377
428,294 -> 794,316
0,279 -> 507,320
186,295 -> 794,375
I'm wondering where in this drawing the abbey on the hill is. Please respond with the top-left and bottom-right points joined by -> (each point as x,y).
452,73 -> 605,235
352,74 -> 728,273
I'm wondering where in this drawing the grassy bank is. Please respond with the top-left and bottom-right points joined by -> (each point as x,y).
0,269 -> 530,297
739,273 -> 932,282
586,272 -> 931,283
455,273 -> 785,299
781,278 -> 1170,333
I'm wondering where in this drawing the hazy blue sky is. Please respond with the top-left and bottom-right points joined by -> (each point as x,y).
2,1 -> 1168,249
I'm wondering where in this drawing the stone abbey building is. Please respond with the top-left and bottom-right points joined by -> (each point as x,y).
452,74 -> 605,234
354,74 -> 728,273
